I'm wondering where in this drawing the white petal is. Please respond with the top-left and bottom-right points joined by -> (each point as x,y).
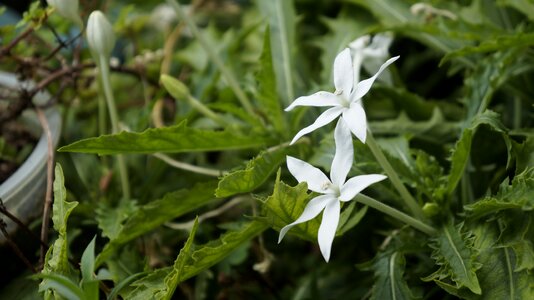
278,195 -> 333,243
330,119 -> 353,187
339,174 -> 387,201
318,199 -> 340,262
333,48 -> 354,98
351,56 -> 399,100
342,103 -> 367,143
287,156 -> 331,194
290,106 -> 344,145
285,91 -> 342,111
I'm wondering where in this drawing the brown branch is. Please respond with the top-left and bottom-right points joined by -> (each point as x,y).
0,198 -> 48,249
0,219 -> 37,274
36,108 -> 54,268
0,27 -> 34,58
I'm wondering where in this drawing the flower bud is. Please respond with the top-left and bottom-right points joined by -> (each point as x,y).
47,0 -> 83,28
86,11 -> 116,58
160,74 -> 190,100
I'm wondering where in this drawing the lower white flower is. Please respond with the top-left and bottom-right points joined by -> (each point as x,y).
278,120 -> 387,262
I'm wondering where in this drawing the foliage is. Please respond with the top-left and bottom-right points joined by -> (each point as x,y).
1,0 -> 533,299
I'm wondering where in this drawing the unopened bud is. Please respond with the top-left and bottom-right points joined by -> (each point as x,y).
161,74 -> 191,100
47,0 -> 83,28
87,11 -> 116,58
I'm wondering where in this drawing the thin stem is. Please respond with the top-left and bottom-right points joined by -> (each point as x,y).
355,194 -> 436,236
98,55 -> 131,200
153,153 -> 227,177
170,0 -> 255,116
186,94 -> 229,127
366,130 -> 424,219
36,108 -> 54,267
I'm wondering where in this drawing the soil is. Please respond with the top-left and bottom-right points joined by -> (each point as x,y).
0,120 -> 38,183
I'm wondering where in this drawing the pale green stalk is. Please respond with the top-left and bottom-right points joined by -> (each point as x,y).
185,94 -> 229,127
169,0 -> 255,116
366,130 -> 424,219
98,55 -> 131,200
355,194 -> 436,235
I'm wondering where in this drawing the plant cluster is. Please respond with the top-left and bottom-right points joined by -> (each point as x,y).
0,0 -> 533,299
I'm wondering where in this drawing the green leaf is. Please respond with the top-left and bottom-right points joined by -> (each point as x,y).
256,0 -> 297,105
96,181 -> 218,266
511,137 -> 534,174
256,27 -> 287,135
337,202 -> 367,236
437,222 -> 534,299
261,171 -> 319,241
447,110 -> 508,195
58,121 -> 270,155
464,167 -> 534,219
155,218 -> 199,300
36,273 -> 86,300
424,222 -> 482,294
96,197 -> 138,240
370,252 -> 420,300
40,164 -> 79,297
215,147 -> 288,198
80,237 -> 98,300
128,221 -> 268,299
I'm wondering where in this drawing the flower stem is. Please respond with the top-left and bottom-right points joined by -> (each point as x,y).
170,0 -> 255,116
366,130 -> 424,219
355,194 -> 436,235
98,55 -> 131,200
185,94 -> 229,127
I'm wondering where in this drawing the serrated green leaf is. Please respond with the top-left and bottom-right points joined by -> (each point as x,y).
40,164 -> 79,298
96,181 -> 218,266
256,0 -> 296,105
512,137 -> 534,174
261,171 -> 319,241
52,164 -> 78,235
96,197 -> 138,240
215,147 -> 288,198
370,252 -> 420,300
465,167 -> 534,219
256,27 -> 287,135
439,222 -> 534,299
58,121 -> 269,155
499,212 -> 534,272
425,222 -> 482,294
128,221 -> 267,299
155,218 -> 199,300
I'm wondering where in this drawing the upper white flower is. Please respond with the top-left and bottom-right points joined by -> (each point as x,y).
278,120 -> 387,262
87,11 -> 116,58
285,48 -> 398,145
349,33 -> 394,84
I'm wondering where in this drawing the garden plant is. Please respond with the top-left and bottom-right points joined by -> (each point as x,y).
0,0 -> 533,299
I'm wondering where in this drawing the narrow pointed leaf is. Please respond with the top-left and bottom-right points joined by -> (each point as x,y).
370,252 -> 420,300
59,121 -> 269,155
96,181 -> 218,266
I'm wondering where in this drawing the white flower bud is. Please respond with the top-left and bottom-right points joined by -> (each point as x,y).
47,0 -> 83,28
86,11 -> 116,58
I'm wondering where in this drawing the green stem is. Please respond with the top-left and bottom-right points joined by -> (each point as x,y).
170,0 -> 255,116
98,55 -> 131,200
366,130 -> 424,219
355,194 -> 436,236
186,94 -> 229,127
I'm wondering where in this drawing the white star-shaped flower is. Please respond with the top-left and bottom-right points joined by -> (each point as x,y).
278,120 -> 387,262
349,33 -> 394,84
285,48 -> 398,145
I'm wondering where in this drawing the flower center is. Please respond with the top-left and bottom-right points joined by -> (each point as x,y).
334,90 -> 351,108
321,182 -> 341,196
